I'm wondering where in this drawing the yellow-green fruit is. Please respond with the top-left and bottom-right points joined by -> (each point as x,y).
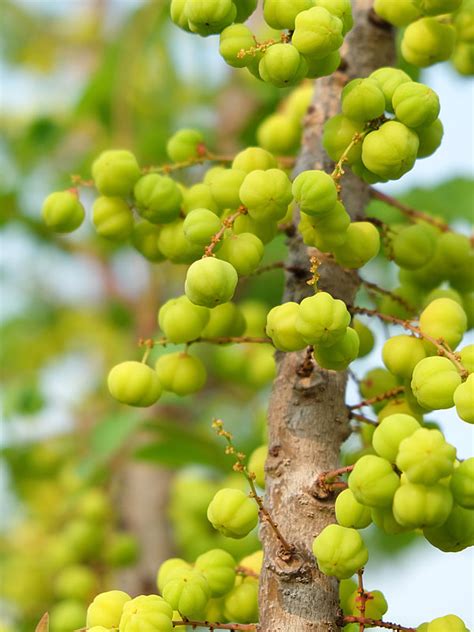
423,615 -> 469,632
393,482 -> 453,528
248,445 -> 268,488
157,219 -> 203,264
452,42 -> 474,75
460,345 -> 474,374
158,295 -> 210,344
182,183 -> 219,215
104,533 -> 139,567
208,168 -> 246,210
132,221 -> 165,262
296,291 -> 350,346
88,627 -> 111,632
371,506 -> 409,535
54,564 -> 97,601
312,524 -> 369,579
92,149 -> 140,197
348,454 -> 400,507
293,6 -> 344,58
42,190 -> 85,233
183,208 -> 221,247
292,169 -> 338,216
92,196 -> 134,240
416,118 -> 444,158
372,413 -> 421,463
401,18 -> 456,67
232,147 -> 277,173
450,458 -> 474,508
454,375 -> 474,423
162,569 -> 210,619
134,174 -> 182,224
239,550 -> 263,575
155,352 -> 206,396
219,24 -> 255,68
185,257 -> 238,307
341,78 -> 386,122
361,121 -> 419,180
217,233 -> 264,276
392,82 -> 440,129
339,578 -> 358,614
391,224 -> 437,270
166,129 -> 204,162
263,0 -> 314,29
420,298 -> 467,350
234,212 -> 278,244
259,44 -> 308,87
310,202 -> 351,249
333,221 -> 380,268
201,302 -> 246,338
411,356 -> 462,410
257,113 -> 302,154
87,590 -> 131,628
424,504 -> 474,552
266,302 -> 307,352
305,50 -> 341,78
335,488 -> 372,529
322,114 -> 364,163
373,0 -> 421,26
396,428 -> 456,484
369,66 -> 412,111
207,488 -> 259,539
157,558 -> 191,593
414,0 -> 462,15
382,335 -> 426,378
313,327 -> 360,370
353,319 -> 375,357
378,398 -> 423,423
107,361 -> 162,407
315,0 -> 353,34
223,577 -> 259,623
194,548 -> 236,597
239,169 -> 293,222
170,0 -> 191,30
119,595 -> 173,632
348,589 -> 388,620
50,600 -> 85,632
186,0 -> 236,35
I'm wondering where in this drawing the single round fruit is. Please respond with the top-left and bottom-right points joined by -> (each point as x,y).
166,129 -> 205,162
333,222 -> 380,268
201,302 -> 246,338
208,168 -> 246,211
341,78 -> 386,122
257,113 -> 301,154
207,488 -> 259,539
313,327 -> 360,371
183,207 -> 222,247
232,147 -> 277,173
223,578 -> 259,624
411,356 -> 462,410
134,174 -> 182,224
248,444 -> 267,488
263,0 -> 314,29
50,600 -> 85,632
335,488 -> 372,529
107,361 -> 162,407
266,302 -> 307,352
348,454 -> 400,507
259,44 -> 308,88
454,375 -> 474,423
361,121 -> 419,180
373,0 -> 421,26
92,196 -> 134,240
347,589 -> 388,620
393,482 -> 453,528
416,118 -> 444,158
450,458 -> 474,508
382,335 -> 427,378
322,114 -> 364,163
185,257 -> 238,307
119,594 -> 173,632
293,6 -> 344,58
162,569 -> 210,619
423,504 -> 474,552
87,590 -> 131,629
219,24 -> 255,68
353,319 -> 375,357
239,169 -> 293,222
194,549 -> 236,597
312,524 -> 369,579
131,221 -> 165,262
217,233 -> 264,276
155,352 -> 206,396
92,150 -> 140,197
157,558 -> 191,593
369,66 -> 412,110
296,291 -> 350,346
292,170 -> 338,216
372,413 -> 421,463
391,224 -> 437,270
158,295 -> 210,344
42,190 -> 85,233
392,82 -> 440,128
401,18 -> 456,67
396,428 -> 456,484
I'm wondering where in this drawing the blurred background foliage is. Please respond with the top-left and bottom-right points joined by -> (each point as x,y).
0,1 -> 472,631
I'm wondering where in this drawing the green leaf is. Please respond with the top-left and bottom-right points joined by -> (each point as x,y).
90,412 -> 140,458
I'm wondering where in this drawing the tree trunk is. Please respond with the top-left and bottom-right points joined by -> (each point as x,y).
259,3 -> 395,630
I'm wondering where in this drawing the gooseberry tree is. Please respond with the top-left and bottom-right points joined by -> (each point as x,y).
36,0 -> 474,631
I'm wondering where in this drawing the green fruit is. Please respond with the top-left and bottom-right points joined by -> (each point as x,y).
293,7 -> 344,58
158,219 -> 203,264
187,0 -> 236,35
248,444 -> 267,488
232,147 -> 277,173
134,174 -> 182,224
219,24 -> 255,68
239,169 -> 293,221
333,221 -> 380,268
304,50 -> 341,78
208,168 -> 246,210
353,319 -> 375,357
360,368 -> 400,412
167,129 -> 205,162
263,0 -> 314,29
393,482 -> 453,528
217,233 -> 264,276
348,589 -> 388,620
104,533 -> 140,567
259,44 -> 308,87
223,577 -> 259,623
158,295 -> 210,343
233,212 -> 278,244
234,0 -> 258,22
292,169 -> 338,216
207,488 -> 259,538
266,302 -> 307,352
322,114 -> 365,163
361,121 -> 419,180
378,398 -> 423,423
377,284 -> 419,319
132,221 -> 165,262
382,335 -> 427,378
63,520 -> 103,558
391,224 -> 437,269
170,0 -> 191,31
119,595 -> 173,632
450,458 -> 474,508
183,208 -> 222,247
454,0 -> 474,41
201,302 -> 246,337
414,0 -> 462,15
411,356 -> 462,410
424,615 -> 469,632
284,83 -> 314,123
460,344 -> 474,374
257,113 -> 301,154
107,361 -> 162,407
371,506 -> 409,535
454,374 -> 474,423
401,18 -> 456,67
185,257 -> 238,307
423,287 -> 462,309
92,196 -> 134,240
194,549 -> 236,597
157,558 -> 191,593
54,565 -> 97,601
162,569 -> 210,619
295,291 -> 350,346
335,488 -> 372,529
310,201 -> 351,249
341,78 -> 386,122
392,82 -> 440,128
424,504 -> 474,552
92,149 -> 140,197
182,183 -> 219,215
349,455 -> 400,507
312,524 -> 369,579
419,298 -> 467,350
155,352 -> 206,396
373,0 -> 421,26
50,600 -> 84,632
369,66 -> 412,110
315,0 -> 353,34
396,428 -> 456,484
314,327 -> 360,370
87,590 -> 131,628
372,413 -> 421,463
42,190 -> 85,233
339,578 -> 358,614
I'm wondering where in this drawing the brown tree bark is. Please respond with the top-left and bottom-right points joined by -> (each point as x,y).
259,3 -> 395,630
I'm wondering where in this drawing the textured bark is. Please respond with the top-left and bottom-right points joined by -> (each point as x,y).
259,4 -> 395,631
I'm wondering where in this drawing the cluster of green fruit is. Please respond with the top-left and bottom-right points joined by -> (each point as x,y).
171,0 -> 353,85
1,439 -> 138,632
374,0 -> 473,75
323,67 -> 443,183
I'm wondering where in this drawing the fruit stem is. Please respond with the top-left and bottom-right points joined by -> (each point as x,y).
330,131 -> 368,183
343,616 -> 416,632
203,206 -> 248,257
356,568 -> 368,632
369,188 -> 450,233
349,386 -> 405,411
359,277 -> 417,313
144,335 -> 272,348
349,412 -> 378,426
172,622 -> 256,630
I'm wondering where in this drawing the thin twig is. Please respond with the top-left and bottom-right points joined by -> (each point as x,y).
204,206 -> 247,257
344,616 -> 416,632
359,278 -> 416,313
350,412 -> 378,426
370,189 -> 449,232
349,386 -> 405,410
172,622 -> 256,631
141,335 -> 271,348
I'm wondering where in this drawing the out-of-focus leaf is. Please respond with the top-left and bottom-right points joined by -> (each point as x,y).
90,412 -> 140,459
